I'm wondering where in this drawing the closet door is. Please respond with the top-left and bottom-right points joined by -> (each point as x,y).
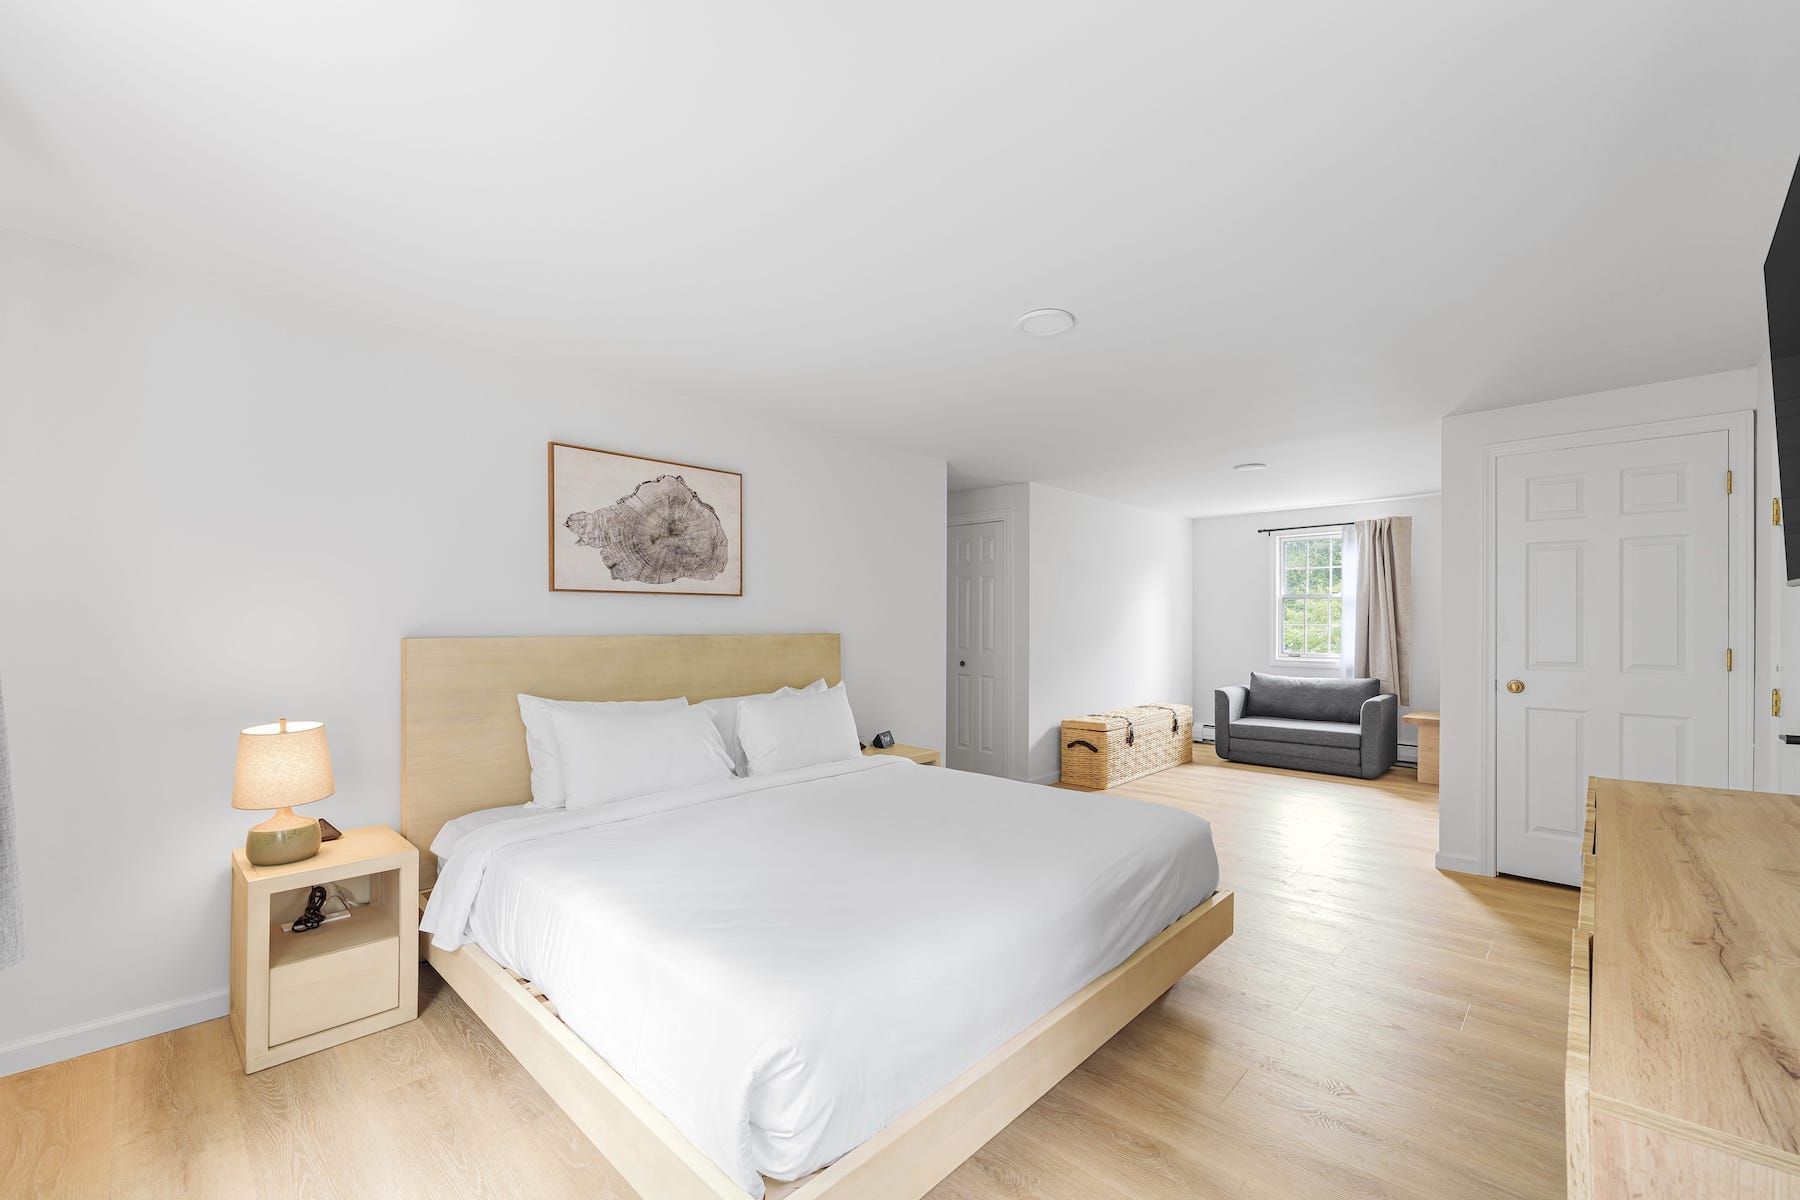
947,518 -> 1011,776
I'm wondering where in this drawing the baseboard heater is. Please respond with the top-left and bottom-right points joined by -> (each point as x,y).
1195,727 -> 1419,769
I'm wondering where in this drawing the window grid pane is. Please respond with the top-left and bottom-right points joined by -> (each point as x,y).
1277,532 -> 1345,659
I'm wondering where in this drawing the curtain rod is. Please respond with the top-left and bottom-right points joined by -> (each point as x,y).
1256,522 -> 1348,535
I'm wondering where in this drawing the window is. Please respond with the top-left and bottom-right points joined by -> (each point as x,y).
1276,531 -> 1344,660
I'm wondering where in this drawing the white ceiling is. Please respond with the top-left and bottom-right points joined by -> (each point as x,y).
5,2 -> 1799,515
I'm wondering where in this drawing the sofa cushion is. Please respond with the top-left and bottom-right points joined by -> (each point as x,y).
1229,716 -> 1362,750
1245,672 -> 1380,723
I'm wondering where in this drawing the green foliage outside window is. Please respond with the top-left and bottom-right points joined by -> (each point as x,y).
1278,533 -> 1344,658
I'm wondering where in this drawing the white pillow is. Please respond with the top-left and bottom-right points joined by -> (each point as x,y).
694,678 -> 830,775
517,694 -> 687,809
736,682 -> 861,776
553,705 -> 735,809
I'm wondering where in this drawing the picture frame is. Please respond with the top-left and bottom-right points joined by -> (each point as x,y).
547,441 -> 743,596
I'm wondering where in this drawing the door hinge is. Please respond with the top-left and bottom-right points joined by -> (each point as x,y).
1726,469 -> 1734,495
1776,497 -> 1784,526
1727,648 -> 1734,671
1775,688 -> 1783,717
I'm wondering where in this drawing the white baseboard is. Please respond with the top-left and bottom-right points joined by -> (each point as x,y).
1434,852 -> 1489,877
0,987 -> 228,1078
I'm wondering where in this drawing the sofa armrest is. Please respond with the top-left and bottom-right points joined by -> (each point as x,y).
1359,693 -> 1398,778
1215,686 -> 1248,759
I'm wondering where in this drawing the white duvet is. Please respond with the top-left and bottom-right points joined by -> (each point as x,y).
421,756 -> 1220,1197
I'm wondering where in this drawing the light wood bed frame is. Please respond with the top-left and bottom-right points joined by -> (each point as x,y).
402,633 -> 1234,1200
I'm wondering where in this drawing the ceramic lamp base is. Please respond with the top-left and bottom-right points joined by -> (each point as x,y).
245,808 -> 321,866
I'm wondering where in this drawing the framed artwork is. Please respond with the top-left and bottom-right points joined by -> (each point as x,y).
548,441 -> 743,596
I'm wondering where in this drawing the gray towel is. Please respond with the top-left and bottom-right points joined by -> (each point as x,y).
0,678 -> 20,969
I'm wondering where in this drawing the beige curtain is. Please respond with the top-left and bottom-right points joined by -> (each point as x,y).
1352,517 -> 1412,704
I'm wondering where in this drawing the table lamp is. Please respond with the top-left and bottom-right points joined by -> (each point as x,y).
233,717 -> 334,866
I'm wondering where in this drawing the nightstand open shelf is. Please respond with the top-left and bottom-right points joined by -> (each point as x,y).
230,826 -> 418,1072
268,893 -> 401,968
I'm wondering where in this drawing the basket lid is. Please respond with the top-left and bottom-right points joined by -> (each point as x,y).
1063,704 -> 1191,732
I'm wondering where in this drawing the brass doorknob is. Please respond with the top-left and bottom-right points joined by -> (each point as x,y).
1506,679 -> 1525,694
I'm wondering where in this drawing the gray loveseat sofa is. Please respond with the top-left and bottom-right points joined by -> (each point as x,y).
1214,672 -> 1398,779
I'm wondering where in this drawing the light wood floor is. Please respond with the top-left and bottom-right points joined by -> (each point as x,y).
1,748 -> 1577,1200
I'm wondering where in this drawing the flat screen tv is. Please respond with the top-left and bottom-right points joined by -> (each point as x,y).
1767,155 -> 1800,582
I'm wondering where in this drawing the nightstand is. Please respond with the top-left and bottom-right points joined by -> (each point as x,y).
863,743 -> 942,767
229,825 -> 418,1072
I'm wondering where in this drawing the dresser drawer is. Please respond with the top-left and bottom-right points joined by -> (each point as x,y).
268,935 -> 400,1046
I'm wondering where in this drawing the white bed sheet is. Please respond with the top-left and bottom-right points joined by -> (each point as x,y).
421,755 -> 1220,1197
430,801 -> 540,870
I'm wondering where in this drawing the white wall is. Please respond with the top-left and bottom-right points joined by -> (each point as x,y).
0,228 -> 947,1074
1438,369 -> 1759,875
1025,485 -> 1193,783
1750,346 -> 1800,792
1192,494 -> 1442,748
1754,348 -> 1785,790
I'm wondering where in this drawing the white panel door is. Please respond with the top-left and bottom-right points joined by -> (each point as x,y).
947,520 -> 1010,776
1494,431 -> 1730,885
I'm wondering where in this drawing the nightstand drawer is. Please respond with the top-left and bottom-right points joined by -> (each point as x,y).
268,935 -> 400,1045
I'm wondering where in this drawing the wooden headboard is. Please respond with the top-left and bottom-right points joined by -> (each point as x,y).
401,633 -> 841,882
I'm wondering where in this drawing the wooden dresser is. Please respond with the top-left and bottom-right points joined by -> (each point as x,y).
1568,779 -> 1800,1198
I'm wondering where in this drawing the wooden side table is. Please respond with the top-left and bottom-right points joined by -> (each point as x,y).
862,743 -> 942,767
1401,710 -> 1441,785
229,825 -> 418,1072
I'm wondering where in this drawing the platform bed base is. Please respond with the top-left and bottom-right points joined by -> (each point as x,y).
423,888 -> 1233,1200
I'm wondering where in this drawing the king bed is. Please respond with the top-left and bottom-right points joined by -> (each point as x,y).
402,633 -> 1233,1200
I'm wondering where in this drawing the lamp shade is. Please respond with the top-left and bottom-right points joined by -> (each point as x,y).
232,719 -> 334,811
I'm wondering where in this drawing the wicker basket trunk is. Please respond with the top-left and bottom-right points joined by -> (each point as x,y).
1060,703 -> 1194,789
